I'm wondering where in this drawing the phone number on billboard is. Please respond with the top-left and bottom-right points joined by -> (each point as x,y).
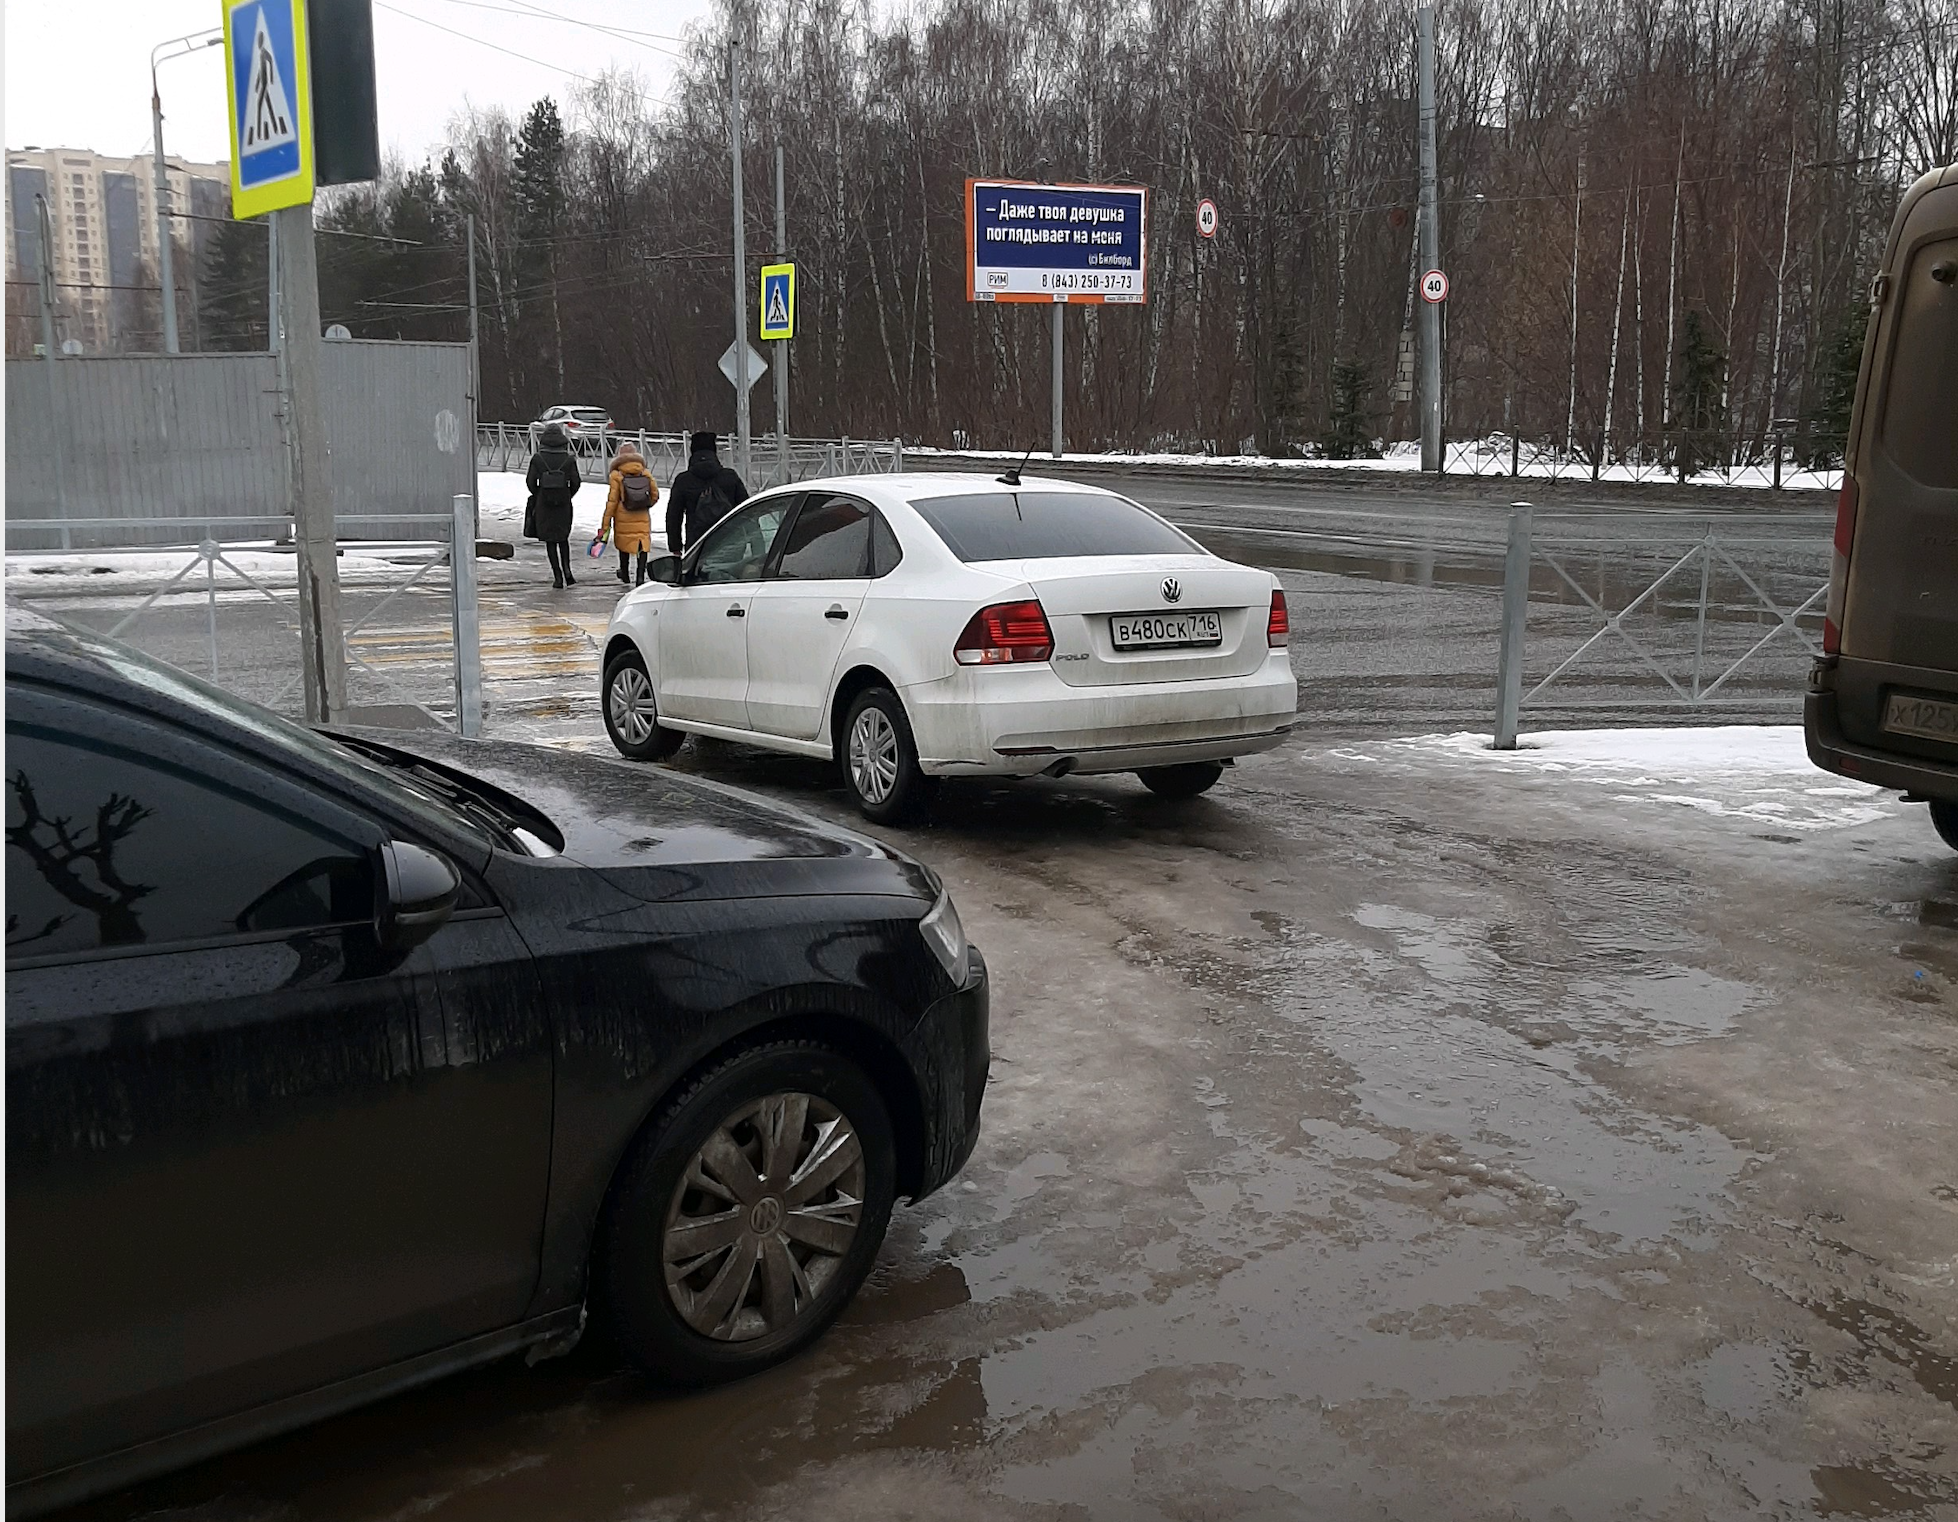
1039,272 -> 1139,291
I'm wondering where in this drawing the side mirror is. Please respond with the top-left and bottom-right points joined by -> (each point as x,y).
377,840 -> 460,952
648,555 -> 682,586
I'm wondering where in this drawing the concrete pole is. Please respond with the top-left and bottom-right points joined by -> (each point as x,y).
274,201 -> 348,724
267,214 -> 281,353
729,41 -> 752,483
1051,303 -> 1064,458
773,141 -> 789,480
1416,3 -> 1443,474
151,80 -> 180,353
34,195 -> 58,359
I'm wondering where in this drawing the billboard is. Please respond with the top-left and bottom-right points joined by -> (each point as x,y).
965,180 -> 1148,304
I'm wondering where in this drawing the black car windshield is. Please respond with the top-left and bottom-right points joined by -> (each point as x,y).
70,637 -> 498,851
909,491 -> 1200,562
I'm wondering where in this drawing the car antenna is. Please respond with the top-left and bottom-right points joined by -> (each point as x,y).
997,446 -> 1034,487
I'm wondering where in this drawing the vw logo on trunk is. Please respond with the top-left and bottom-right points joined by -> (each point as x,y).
1161,577 -> 1183,603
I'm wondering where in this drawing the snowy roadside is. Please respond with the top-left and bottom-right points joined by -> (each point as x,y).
908,442 -> 1839,495
1318,725 -> 1895,832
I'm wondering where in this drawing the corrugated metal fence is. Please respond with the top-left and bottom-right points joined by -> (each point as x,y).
6,341 -> 473,549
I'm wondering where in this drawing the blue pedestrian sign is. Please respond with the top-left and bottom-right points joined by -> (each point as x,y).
223,0 -> 315,219
759,262 -> 795,341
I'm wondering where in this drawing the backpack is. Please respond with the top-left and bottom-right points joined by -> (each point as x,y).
621,471 -> 654,512
537,453 -> 572,493
695,476 -> 734,532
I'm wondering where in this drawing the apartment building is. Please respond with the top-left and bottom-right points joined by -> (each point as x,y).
7,145 -> 230,354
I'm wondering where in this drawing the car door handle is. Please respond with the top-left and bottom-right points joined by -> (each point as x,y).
825,606 -> 849,620
726,605 -> 746,618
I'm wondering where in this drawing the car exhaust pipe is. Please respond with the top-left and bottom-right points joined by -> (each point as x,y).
1042,757 -> 1077,779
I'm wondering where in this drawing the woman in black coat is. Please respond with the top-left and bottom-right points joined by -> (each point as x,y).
526,423 -> 584,588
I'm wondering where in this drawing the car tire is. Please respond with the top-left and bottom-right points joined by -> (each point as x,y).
840,687 -> 937,825
604,648 -> 685,761
1137,762 -> 1225,800
1930,799 -> 1958,853
594,1041 -> 896,1387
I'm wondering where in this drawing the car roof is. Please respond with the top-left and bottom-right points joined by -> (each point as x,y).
785,471 -> 1121,501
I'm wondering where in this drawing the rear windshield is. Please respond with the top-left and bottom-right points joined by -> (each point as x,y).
910,491 -> 1199,562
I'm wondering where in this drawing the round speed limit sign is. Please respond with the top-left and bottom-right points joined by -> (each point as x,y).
1420,268 -> 1450,303
1196,198 -> 1219,238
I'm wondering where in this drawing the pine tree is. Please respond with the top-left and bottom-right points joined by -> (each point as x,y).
1670,311 -> 1727,481
1803,308 -> 1864,469
1263,313 -> 1307,455
199,215 -> 269,351
513,97 -> 568,394
1321,357 -> 1376,459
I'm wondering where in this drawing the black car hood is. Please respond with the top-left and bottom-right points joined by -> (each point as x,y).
334,732 -> 937,907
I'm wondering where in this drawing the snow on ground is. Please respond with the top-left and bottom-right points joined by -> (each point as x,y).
476,469 -> 611,547
908,441 -> 1840,494
1324,725 -> 1896,832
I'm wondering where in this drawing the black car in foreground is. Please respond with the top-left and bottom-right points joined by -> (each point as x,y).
4,607 -> 987,1516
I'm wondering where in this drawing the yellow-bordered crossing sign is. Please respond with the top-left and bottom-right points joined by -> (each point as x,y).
759,263 -> 795,341
223,0 -> 315,219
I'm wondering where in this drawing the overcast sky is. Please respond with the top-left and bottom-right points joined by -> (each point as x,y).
5,0 -> 715,168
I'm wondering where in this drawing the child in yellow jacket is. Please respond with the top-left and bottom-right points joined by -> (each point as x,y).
600,445 -> 660,586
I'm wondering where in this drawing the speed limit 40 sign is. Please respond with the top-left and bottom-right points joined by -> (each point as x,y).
1420,268 -> 1450,303
1196,198 -> 1219,238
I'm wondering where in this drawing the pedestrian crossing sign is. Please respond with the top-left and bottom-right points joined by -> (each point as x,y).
223,0 -> 315,219
759,263 -> 795,341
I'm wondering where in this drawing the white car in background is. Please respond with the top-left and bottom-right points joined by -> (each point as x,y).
598,472 -> 1298,823
534,404 -> 612,441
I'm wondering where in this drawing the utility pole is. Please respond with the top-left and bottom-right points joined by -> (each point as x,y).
467,214 -> 481,533
152,91 -> 179,352
773,141 -> 788,476
274,202 -> 348,723
267,215 -> 281,352
1051,305 -> 1064,458
728,40 -> 752,483
150,32 -> 220,354
34,195 -> 59,359
1416,3 -> 1443,473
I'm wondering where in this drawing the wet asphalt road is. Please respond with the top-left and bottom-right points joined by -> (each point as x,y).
24,475 -> 1955,1520
43,729 -> 1958,1521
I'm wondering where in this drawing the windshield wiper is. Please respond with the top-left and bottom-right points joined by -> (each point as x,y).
334,737 -> 559,855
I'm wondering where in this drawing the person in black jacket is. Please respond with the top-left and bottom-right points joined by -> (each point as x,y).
666,431 -> 749,556
525,423 -> 584,588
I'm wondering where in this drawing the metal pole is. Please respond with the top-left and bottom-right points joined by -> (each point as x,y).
1416,3 -> 1443,474
1494,501 -> 1532,749
451,492 -> 482,737
773,141 -> 789,484
1691,528 -> 1713,699
152,78 -> 180,353
1051,303 -> 1064,458
729,41 -> 752,483
467,215 -> 481,534
275,201 -> 349,724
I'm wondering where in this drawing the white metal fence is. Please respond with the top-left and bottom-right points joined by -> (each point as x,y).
475,424 -> 904,491
8,495 -> 483,736
1436,434 -> 1844,493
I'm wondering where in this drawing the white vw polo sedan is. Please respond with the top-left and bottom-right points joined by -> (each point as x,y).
599,472 -> 1298,823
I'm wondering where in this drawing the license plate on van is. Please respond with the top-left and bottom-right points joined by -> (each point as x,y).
1110,611 -> 1224,650
1881,691 -> 1958,742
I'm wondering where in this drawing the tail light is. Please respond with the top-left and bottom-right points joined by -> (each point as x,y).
1824,474 -> 1858,654
1267,589 -> 1290,647
955,599 -> 1054,665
